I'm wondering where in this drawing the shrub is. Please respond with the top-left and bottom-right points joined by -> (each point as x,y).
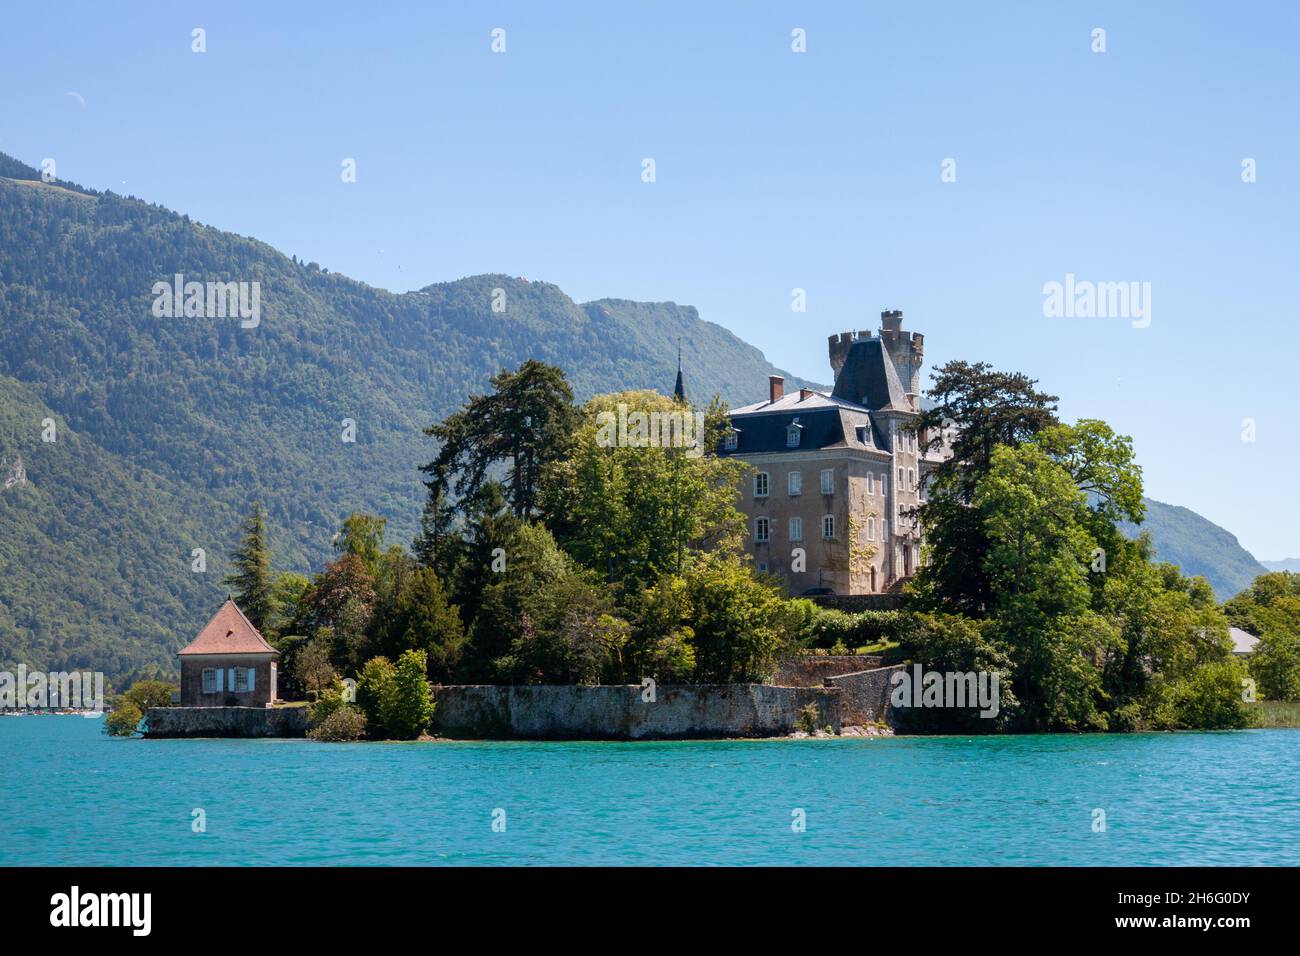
355,650 -> 435,739
796,703 -> 820,734
104,701 -> 143,736
308,706 -> 367,741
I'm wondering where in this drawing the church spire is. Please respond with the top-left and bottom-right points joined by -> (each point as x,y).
673,338 -> 686,403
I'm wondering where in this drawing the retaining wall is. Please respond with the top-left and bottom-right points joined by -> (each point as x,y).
431,683 -> 840,740
772,655 -> 884,687
145,705 -> 309,738
825,664 -> 907,725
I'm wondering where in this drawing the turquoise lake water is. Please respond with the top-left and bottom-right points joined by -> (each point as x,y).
2,716 -> 1296,865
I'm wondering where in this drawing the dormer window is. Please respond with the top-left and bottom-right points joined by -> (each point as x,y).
857,425 -> 872,446
723,429 -> 739,451
786,417 -> 803,448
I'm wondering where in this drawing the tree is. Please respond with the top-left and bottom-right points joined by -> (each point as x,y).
422,359 -> 579,520
912,362 -> 1060,615
684,553 -> 794,684
334,512 -> 387,573
541,390 -> 748,591
123,679 -> 175,715
224,502 -> 274,631
382,649 -> 436,739
104,701 -> 143,736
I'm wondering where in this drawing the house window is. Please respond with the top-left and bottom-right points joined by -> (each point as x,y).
866,516 -> 876,540
234,667 -> 250,692
788,471 -> 802,496
908,467 -> 915,490
822,515 -> 835,539
866,473 -> 875,495
820,469 -> 834,495
201,668 -> 219,693
758,561 -> 768,572
724,431 -> 738,451
754,472 -> 769,497
789,517 -> 803,541
786,418 -> 802,448
755,517 -> 770,542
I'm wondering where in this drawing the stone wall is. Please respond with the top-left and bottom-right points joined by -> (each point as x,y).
825,664 -> 906,725
144,705 -> 309,738
771,655 -> 883,687
431,684 -> 840,740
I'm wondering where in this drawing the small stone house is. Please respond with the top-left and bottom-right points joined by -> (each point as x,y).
178,598 -> 278,707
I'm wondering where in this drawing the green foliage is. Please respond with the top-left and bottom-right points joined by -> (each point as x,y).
1250,632 -> 1300,701
795,606 -> 912,650
307,706 -> 367,741
896,613 -> 1018,732
383,650 -> 436,739
355,656 -> 396,736
122,679 -> 175,715
104,701 -> 143,736
683,553 -> 794,683
541,390 -> 748,591
423,359 -> 579,520
224,503 -> 274,631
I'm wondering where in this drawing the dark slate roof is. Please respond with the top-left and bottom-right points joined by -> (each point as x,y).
830,337 -> 910,411
721,395 -> 891,457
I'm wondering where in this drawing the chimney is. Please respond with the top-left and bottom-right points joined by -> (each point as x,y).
799,388 -> 813,401
768,375 -> 784,403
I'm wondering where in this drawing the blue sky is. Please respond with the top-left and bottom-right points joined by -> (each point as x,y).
2,1 -> 1297,558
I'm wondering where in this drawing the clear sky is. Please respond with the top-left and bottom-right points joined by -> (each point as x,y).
2,1 -> 1297,559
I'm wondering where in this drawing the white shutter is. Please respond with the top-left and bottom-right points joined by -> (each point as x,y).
247,667 -> 255,692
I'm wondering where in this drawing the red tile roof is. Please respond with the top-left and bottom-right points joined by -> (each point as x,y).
179,598 -> 277,656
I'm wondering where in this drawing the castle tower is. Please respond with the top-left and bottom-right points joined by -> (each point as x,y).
877,310 -> 924,403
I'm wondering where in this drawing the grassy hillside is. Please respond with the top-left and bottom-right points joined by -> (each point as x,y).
0,154 -> 813,679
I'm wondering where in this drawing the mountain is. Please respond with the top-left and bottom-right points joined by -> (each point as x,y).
0,153 -> 815,680
0,152 -> 1269,678
1122,499 -> 1267,601
1261,559 -> 1300,574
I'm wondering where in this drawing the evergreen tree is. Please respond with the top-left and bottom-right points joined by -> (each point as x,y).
224,502 -> 274,631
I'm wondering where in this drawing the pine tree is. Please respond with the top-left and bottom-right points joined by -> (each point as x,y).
224,502 -> 274,631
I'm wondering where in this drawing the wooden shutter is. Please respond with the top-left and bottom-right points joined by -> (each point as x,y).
247,667 -> 255,692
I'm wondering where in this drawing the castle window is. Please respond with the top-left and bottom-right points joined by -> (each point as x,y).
789,517 -> 803,542
724,430 -> 738,451
788,471 -> 801,496
786,418 -> 803,448
881,473 -> 888,496
820,469 -> 834,495
866,516 -> 876,541
754,472 -> 769,497
754,517 -> 770,542
898,466 -> 904,488
822,515 -> 835,539
908,467 -> 915,490
882,519 -> 889,540
866,473 -> 875,495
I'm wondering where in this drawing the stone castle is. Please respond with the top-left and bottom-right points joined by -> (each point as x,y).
720,310 -> 946,595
